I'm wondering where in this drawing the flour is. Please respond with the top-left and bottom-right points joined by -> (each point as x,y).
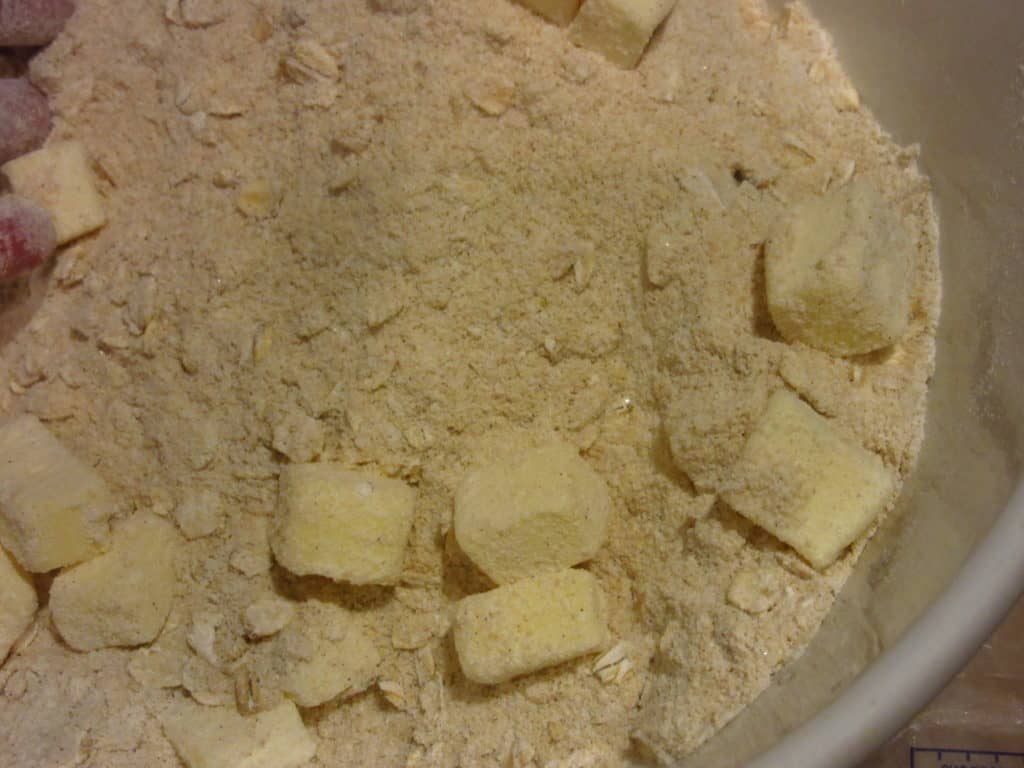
0,0 -> 939,766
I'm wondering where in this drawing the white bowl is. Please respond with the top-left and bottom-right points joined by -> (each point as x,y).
681,2 -> 1024,765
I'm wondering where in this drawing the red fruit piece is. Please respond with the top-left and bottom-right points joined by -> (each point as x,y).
0,78 -> 51,164
0,0 -> 75,47
0,195 -> 56,280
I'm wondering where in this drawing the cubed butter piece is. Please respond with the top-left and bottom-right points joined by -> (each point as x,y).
160,699 -> 316,768
274,601 -> 380,707
50,515 -> 179,650
516,0 -> 581,26
722,389 -> 897,569
766,180 -> 913,356
0,414 -> 114,572
270,464 -> 415,585
1,141 -> 106,245
453,568 -> 609,684
569,0 -> 678,69
454,440 -> 612,585
0,547 -> 37,663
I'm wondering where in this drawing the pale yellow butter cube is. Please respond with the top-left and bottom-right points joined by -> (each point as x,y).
275,601 -> 380,707
722,389 -> 897,569
271,464 -> 415,585
1,141 -> 107,245
766,180 -> 913,356
453,568 -> 609,684
569,0 -> 678,69
454,440 -> 612,585
516,0 -> 581,26
0,547 -> 37,663
0,414 -> 114,572
159,699 -> 316,768
50,515 -> 179,650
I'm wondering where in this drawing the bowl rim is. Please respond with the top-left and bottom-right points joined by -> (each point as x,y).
745,483 -> 1024,768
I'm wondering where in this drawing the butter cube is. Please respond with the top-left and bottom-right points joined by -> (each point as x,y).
453,568 -> 609,684
50,515 -> 179,650
569,0 -> 678,69
160,699 -> 316,768
766,180 -> 913,356
454,440 -> 612,585
1,141 -> 106,245
270,464 -> 415,585
516,0 -> 581,26
722,389 -> 896,569
0,414 -> 114,572
274,601 -> 380,707
0,547 -> 37,663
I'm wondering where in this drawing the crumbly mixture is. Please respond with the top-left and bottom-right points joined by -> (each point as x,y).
0,0 -> 939,766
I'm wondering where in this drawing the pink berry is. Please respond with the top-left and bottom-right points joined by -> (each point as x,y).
0,0 -> 75,47
0,78 -> 51,164
0,195 -> 56,280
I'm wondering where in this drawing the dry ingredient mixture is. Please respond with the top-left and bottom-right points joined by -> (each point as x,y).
0,0 -> 940,766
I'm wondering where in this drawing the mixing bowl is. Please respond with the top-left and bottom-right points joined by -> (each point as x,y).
680,2 -> 1024,766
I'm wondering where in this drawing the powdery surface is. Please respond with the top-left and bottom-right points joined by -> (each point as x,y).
0,1 -> 939,766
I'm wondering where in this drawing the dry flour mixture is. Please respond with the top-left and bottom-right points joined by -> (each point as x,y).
0,0 -> 940,766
